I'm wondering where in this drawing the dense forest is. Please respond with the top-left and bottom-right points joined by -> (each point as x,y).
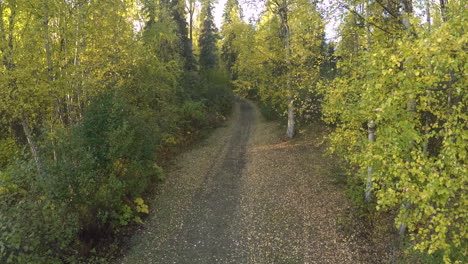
0,0 -> 466,263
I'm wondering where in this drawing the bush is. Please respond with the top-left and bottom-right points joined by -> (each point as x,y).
178,100 -> 208,133
199,69 -> 234,117
259,101 -> 280,121
0,91 -> 164,262
0,138 -> 19,168
0,159 -> 79,264
0,68 -> 234,261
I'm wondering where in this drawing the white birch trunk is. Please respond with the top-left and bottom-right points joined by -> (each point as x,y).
287,95 -> 295,138
365,119 -> 375,203
43,1 -> 53,80
399,0 -> 415,236
22,119 -> 46,177
423,0 -> 431,156
364,0 -> 374,203
278,0 -> 295,138
188,0 -> 195,49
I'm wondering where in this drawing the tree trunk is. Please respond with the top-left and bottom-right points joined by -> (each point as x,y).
365,119 -> 375,203
1,1 -> 16,70
285,32 -> 294,138
43,0 -> 53,80
423,0 -> 431,156
279,0 -> 294,138
440,0 -> 447,22
399,0 -> 415,236
188,1 -> 194,48
425,0 -> 431,31
365,1 -> 373,203
0,3 -> 6,62
21,118 -> 46,177
68,1 -> 82,125
287,95 -> 295,138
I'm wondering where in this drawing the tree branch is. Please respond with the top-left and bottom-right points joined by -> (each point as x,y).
340,3 -> 393,36
374,0 -> 400,20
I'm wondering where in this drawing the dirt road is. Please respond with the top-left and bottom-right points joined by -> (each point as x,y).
120,99 -> 387,263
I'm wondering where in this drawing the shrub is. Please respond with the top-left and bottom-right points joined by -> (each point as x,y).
0,138 -> 19,168
200,69 -> 234,117
178,100 -> 208,133
0,72 -> 233,261
0,91 -> 165,262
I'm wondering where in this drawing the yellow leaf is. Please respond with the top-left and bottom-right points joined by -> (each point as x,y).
134,197 -> 144,205
134,216 -> 143,224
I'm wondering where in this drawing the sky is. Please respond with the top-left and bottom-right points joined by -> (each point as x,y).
213,0 -> 263,27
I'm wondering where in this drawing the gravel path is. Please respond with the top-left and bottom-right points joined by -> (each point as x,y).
120,99 -> 387,264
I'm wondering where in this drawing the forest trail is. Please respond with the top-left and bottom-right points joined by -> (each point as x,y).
120,99 -> 387,264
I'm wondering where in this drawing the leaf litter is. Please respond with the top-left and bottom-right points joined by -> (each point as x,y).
120,100 -> 389,264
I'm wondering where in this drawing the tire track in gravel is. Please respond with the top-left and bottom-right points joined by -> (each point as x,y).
120,99 -> 389,264
161,99 -> 253,263
120,99 -> 253,264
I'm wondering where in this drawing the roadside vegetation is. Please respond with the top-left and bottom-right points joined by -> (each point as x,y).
0,0 -> 465,263
230,1 -> 466,263
0,0 -> 231,262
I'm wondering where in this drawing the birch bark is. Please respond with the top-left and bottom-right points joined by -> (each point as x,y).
277,0 -> 295,138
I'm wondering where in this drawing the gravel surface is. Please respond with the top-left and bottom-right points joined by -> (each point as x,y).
120,99 -> 388,264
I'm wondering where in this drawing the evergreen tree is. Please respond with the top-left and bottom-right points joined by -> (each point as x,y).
222,0 -> 243,24
199,0 -> 219,69
168,0 -> 196,70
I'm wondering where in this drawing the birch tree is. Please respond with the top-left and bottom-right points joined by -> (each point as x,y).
322,0 -> 467,261
221,0 -> 243,76
232,0 -> 323,134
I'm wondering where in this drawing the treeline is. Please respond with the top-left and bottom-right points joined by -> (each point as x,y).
1,0 -> 466,262
222,0 -> 466,263
0,0 -> 231,262
224,0 -> 327,137
322,1 -> 466,262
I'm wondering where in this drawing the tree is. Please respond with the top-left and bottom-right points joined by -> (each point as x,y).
221,0 -> 243,75
167,0 -> 196,70
271,0 -> 295,138
322,0 -> 467,261
186,0 -> 197,49
231,0 -> 323,136
198,0 -> 219,69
